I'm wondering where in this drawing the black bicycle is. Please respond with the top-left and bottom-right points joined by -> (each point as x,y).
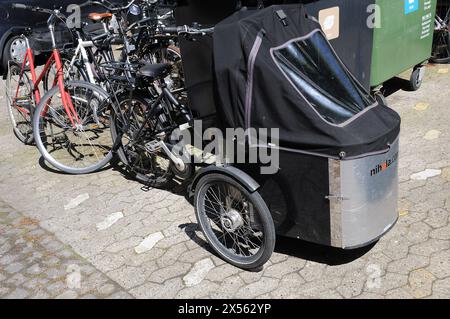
432,1 -> 450,63
106,66 -> 191,186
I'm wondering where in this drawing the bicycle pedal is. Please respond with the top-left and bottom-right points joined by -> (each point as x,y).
15,99 -> 32,109
145,140 -> 162,153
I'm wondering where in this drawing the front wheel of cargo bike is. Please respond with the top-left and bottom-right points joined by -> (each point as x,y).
32,81 -> 114,175
194,173 -> 276,270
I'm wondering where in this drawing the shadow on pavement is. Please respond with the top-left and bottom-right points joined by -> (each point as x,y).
38,155 -> 118,175
178,220 -> 376,268
382,76 -> 414,97
274,236 -> 376,266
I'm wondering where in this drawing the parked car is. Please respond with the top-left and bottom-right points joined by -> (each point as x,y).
0,0 -> 123,75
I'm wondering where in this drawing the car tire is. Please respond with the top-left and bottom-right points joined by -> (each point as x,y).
2,35 -> 30,69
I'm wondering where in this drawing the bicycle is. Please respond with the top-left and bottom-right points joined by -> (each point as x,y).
104,25 -> 214,187
431,1 -> 450,63
7,3 -> 115,174
5,4 -> 74,145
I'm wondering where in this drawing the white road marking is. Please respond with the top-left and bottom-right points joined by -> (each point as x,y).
410,169 -> 442,181
96,212 -> 124,231
64,193 -> 90,210
134,232 -> 164,254
183,258 -> 215,287
424,130 -> 441,140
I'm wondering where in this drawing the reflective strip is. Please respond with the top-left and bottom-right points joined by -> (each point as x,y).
250,133 -> 399,161
245,29 -> 265,132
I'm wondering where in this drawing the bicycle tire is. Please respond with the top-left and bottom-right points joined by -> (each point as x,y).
5,63 -> 35,144
33,81 -> 114,174
194,173 -> 276,270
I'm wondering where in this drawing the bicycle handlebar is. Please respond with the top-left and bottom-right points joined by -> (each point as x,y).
11,3 -> 29,10
11,3 -> 57,15
159,25 -> 214,36
79,0 -> 136,13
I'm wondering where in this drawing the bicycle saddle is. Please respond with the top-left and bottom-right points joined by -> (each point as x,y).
137,63 -> 172,81
88,12 -> 113,23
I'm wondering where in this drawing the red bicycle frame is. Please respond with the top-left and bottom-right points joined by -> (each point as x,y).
14,36 -> 80,127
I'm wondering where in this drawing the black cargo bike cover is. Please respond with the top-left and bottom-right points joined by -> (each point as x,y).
213,5 -> 401,159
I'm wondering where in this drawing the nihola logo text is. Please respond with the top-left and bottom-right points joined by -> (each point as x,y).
370,152 -> 398,177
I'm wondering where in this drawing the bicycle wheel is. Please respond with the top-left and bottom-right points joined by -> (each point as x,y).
431,29 -> 450,64
5,63 -> 35,144
43,54 -> 87,92
33,81 -> 114,174
110,94 -> 175,188
194,173 -> 276,270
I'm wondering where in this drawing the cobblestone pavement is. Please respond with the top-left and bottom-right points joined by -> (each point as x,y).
0,201 -> 131,299
1,65 -> 450,299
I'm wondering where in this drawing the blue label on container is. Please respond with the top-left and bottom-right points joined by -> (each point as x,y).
405,0 -> 419,14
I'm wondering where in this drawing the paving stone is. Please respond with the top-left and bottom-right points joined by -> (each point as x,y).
429,225 -> 450,240
0,253 -> 19,265
299,262 -> 326,282
211,276 -> 246,298
148,263 -> 191,284
364,272 -> 408,295
46,281 -> 68,296
45,268 -> 67,280
97,283 -> 116,296
269,273 -> 306,299
294,275 -> 342,297
264,258 -> 306,279
409,239 -> 450,257
4,262 -> 25,274
336,270 -> 367,299
407,269 -> 435,299
424,208 -> 449,228
23,278 -> 50,290
56,290 -> 78,299
427,250 -> 450,279
5,288 -> 29,299
108,291 -> 133,299
5,273 -> 28,286
387,255 -> 429,275
107,266 -> 149,290
385,287 -> 415,299
206,264 -> 241,282
26,263 -> 43,275
157,242 -> 188,268
235,277 -> 280,299
42,256 -> 61,267
0,287 -> 11,297
176,280 -> 220,298
406,222 -> 431,243
130,278 -> 184,299
183,258 -> 215,287
432,277 -> 450,297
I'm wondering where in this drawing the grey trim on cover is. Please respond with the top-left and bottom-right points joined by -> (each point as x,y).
249,134 -> 399,161
245,29 -> 266,133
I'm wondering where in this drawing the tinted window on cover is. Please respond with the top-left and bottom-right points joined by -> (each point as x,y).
272,31 -> 375,125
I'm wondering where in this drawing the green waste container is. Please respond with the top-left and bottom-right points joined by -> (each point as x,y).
371,0 -> 437,90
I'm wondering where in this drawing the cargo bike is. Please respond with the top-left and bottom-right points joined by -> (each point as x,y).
168,4 -> 403,270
